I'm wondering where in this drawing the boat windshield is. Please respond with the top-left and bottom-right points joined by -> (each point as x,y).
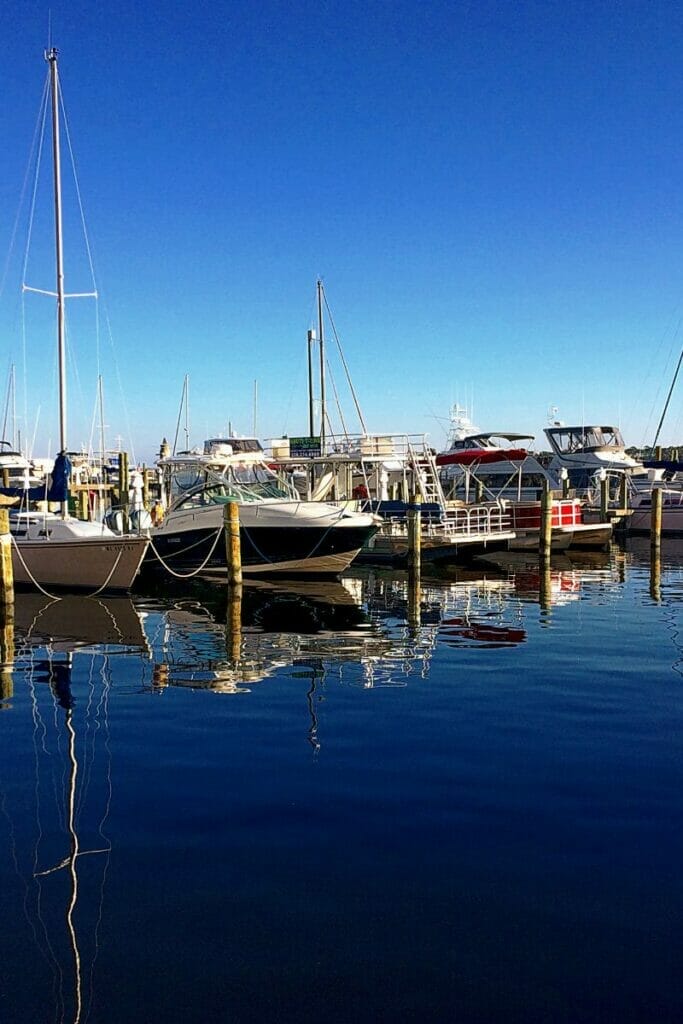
452,436 -> 495,451
166,459 -> 298,502
174,469 -> 296,509
546,426 -> 625,454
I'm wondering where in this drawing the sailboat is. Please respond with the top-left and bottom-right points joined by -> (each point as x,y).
6,48 -> 148,591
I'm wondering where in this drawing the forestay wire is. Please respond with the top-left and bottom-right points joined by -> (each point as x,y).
322,288 -> 368,434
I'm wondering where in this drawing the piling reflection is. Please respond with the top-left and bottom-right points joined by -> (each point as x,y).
0,605 -> 13,705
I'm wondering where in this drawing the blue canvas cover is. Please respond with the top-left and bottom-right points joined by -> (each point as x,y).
0,451 -> 72,503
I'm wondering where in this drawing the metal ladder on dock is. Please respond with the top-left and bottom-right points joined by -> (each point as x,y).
407,441 -> 446,506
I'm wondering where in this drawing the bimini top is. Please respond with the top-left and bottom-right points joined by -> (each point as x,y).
203,437 -> 263,457
437,432 -> 534,467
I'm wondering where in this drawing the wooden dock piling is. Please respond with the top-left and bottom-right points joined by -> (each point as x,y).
224,500 -> 243,588
0,510 -> 14,612
407,501 -> 421,577
650,486 -> 663,551
619,473 -> 628,514
78,488 -> 89,521
407,497 -> 421,627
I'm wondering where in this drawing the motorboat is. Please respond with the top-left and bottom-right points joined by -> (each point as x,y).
543,423 -> 650,493
146,436 -> 381,576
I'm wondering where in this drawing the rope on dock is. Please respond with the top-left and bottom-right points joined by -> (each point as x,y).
146,526 -> 224,579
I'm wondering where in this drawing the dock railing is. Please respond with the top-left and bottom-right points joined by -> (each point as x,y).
380,502 -> 511,540
265,433 -> 434,462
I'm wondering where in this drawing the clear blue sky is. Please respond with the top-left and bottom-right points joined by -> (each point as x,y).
1,0 -> 682,463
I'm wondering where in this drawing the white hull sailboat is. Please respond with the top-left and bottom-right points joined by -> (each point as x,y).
10,512 -> 148,590
7,48 -> 148,592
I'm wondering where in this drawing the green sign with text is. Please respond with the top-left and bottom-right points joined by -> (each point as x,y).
289,436 -> 321,458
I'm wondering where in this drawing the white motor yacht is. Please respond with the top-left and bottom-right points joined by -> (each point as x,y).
147,437 -> 380,576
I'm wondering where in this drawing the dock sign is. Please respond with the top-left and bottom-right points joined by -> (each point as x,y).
289,436 -> 321,458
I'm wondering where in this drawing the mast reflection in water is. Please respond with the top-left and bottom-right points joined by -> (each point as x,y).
1,599 -> 145,1024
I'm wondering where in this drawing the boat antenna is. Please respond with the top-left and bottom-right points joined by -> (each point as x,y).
652,345 -> 683,449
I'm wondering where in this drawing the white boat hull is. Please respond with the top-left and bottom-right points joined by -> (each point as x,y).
627,489 -> 683,534
148,500 -> 379,577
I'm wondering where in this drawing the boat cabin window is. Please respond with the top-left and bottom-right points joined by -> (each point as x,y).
547,426 -> 625,454
452,436 -> 494,451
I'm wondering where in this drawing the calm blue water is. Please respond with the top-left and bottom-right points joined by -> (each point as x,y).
0,540 -> 681,1023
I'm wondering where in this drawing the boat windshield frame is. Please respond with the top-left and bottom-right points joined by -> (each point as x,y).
170,467 -> 297,510
451,432 -> 534,450
545,425 -> 626,455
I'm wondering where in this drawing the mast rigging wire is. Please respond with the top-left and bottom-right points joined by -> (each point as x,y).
322,287 -> 368,434
652,346 -> 683,449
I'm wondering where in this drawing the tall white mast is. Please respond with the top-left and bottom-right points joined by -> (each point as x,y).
317,280 -> 325,451
46,47 -> 67,457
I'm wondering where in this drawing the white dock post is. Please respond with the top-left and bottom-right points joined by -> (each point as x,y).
539,480 -> 552,559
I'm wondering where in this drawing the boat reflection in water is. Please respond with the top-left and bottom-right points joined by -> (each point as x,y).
140,576 -> 438,696
134,571 -> 533,706
129,559 -> 627,698
2,595 -> 150,1024
14,593 -> 151,654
